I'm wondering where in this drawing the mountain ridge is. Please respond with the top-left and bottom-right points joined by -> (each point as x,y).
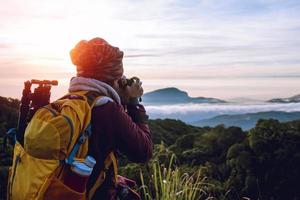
268,94 -> 300,103
143,87 -> 226,105
192,111 -> 300,130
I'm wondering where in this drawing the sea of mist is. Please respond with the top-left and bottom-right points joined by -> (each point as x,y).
145,102 -> 300,123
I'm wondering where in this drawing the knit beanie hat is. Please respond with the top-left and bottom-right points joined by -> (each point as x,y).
70,37 -> 124,82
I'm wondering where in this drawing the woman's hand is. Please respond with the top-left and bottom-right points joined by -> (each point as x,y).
118,76 -> 143,105
126,77 -> 143,98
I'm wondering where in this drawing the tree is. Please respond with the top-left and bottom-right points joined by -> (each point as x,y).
249,119 -> 300,199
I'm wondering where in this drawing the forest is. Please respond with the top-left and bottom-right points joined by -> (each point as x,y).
0,96 -> 300,199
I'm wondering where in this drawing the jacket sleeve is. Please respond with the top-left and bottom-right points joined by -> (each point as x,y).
94,102 -> 152,163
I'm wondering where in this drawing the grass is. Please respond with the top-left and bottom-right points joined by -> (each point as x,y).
139,155 -> 213,200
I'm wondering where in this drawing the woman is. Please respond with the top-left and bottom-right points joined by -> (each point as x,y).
69,37 -> 152,199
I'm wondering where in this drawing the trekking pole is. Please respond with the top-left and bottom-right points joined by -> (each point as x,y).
15,79 -> 58,146
16,81 -> 31,146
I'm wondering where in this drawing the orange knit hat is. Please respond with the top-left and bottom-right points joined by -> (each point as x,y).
70,37 -> 124,82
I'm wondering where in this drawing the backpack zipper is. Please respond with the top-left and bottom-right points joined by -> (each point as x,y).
9,154 -> 21,199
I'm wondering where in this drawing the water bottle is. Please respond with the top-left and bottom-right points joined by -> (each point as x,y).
64,156 -> 96,193
84,156 -> 96,168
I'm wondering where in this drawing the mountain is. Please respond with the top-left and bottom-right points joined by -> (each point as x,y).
192,111 -> 300,130
268,94 -> 300,103
143,87 -> 226,105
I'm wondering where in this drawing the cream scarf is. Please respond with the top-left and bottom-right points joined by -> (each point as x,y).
68,77 -> 121,105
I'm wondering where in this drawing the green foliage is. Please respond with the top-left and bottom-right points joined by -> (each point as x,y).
1,95 -> 300,199
0,96 -> 19,200
248,119 -> 300,199
175,134 -> 195,150
122,119 -> 300,199
147,119 -> 206,146
0,96 -> 19,134
140,155 -> 210,200
0,166 -> 10,199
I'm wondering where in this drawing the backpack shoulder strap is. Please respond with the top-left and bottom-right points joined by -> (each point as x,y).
84,91 -> 119,199
84,91 -> 103,108
62,90 -> 103,108
88,152 -> 118,200
63,90 -> 118,198
64,91 -> 103,165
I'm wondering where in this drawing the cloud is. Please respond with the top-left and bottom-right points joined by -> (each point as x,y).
145,102 -> 300,122
0,43 -> 11,49
0,0 -> 300,99
125,54 -> 160,58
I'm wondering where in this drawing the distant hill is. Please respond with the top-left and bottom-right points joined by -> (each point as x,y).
227,97 -> 262,103
192,111 -> 300,130
143,87 -> 226,105
268,94 -> 300,103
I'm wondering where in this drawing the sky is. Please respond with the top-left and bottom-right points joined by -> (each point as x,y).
0,0 -> 299,101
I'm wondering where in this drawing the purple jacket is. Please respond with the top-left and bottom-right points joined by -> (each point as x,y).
86,101 -> 152,199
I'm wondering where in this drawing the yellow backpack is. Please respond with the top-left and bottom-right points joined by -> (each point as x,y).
7,91 -> 118,200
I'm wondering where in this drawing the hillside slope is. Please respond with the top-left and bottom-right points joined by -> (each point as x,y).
192,111 -> 300,130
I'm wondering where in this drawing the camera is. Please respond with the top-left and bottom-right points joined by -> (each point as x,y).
118,76 -> 140,89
